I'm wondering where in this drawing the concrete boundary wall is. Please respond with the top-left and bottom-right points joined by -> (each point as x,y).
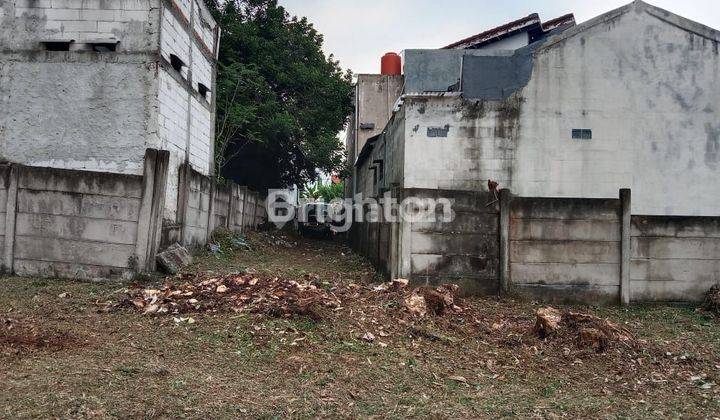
500,189 -> 719,304
506,194 -> 623,304
630,215 -> 720,302
175,164 -> 264,249
0,166 -> 11,272
0,149 -> 169,280
1,151 -> 265,281
405,188 -> 500,295
354,187 -> 717,304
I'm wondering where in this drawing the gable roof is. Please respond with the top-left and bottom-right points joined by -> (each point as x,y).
537,1 -> 720,53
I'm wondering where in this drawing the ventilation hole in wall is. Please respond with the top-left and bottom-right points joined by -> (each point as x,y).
198,83 -> 210,99
170,54 -> 185,72
572,129 -> 592,140
90,42 -> 119,52
41,40 -> 74,51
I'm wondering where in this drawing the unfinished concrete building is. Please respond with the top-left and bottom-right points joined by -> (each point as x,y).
0,1 -> 268,281
349,1 -> 720,304
0,0 -> 219,222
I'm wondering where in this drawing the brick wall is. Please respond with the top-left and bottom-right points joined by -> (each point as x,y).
4,0 -> 158,51
160,7 -> 191,78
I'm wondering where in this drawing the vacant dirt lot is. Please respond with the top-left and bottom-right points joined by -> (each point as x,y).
1,231 -> 719,418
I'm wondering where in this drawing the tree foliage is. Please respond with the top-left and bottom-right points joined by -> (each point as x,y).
206,0 -> 353,192
300,181 -> 344,202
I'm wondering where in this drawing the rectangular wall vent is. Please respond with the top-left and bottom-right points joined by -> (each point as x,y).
572,129 -> 592,140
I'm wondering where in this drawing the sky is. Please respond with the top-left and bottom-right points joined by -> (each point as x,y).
279,0 -> 720,75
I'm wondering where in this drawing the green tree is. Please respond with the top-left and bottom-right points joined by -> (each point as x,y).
207,0 -> 353,192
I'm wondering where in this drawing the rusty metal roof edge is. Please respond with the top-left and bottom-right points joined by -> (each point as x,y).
443,14 -> 541,49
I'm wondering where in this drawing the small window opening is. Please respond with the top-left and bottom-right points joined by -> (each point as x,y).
42,40 -> 73,51
169,54 -> 185,72
90,42 -> 118,52
373,159 -> 384,181
198,83 -> 210,99
572,129 -> 592,140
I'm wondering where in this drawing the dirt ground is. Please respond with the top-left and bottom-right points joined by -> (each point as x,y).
1,231 -> 719,419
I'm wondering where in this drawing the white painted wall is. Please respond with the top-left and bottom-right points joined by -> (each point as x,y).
398,3 -> 720,216
191,42 -> 213,101
402,94 -> 516,191
515,4 -> 720,216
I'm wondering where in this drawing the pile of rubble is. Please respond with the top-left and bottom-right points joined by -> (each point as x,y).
703,285 -> 720,315
109,272 -> 341,320
534,306 -> 635,352
110,272 -> 644,355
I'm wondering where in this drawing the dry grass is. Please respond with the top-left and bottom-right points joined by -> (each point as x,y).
1,231 -> 719,418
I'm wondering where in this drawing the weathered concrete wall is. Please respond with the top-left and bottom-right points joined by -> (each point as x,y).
0,0 -> 219,225
212,184 -> 231,230
0,0 -> 160,52
0,166 -> 8,267
509,197 -> 622,304
243,192 -> 257,230
180,164 -> 211,247
11,166 -> 144,280
514,2 -> 720,216
402,94 -> 516,192
230,185 -> 247,233
631,216 -> 720,301
158,0 -> 218,219
404,188 -> 500,295
353,74 -> 403,160
0,53 -> 159,175
393,2 -> 720,217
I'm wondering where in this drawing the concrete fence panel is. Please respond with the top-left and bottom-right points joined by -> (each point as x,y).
212,184 -> 232,230
630,216 -> 720,301
0,166 -> 11,271
244,192 -> 257,229
508,196 -> 622,304
12,166 -> 145,280
180,164 -> 212,247
231,185 -> 247,233
405,188 -> 500,295
0,151 -> 266,281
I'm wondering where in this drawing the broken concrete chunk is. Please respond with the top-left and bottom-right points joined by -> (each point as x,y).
403,291 -> 428,317
533,307 -> 562,338
156,243 -> 193,274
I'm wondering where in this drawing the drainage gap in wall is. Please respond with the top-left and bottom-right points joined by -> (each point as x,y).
90,41 -> 119,52
41,40 -> 74,51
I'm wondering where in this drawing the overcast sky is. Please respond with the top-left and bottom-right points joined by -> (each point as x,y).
279,0 -> 720,75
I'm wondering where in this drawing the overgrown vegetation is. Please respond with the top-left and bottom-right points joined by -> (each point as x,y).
300,180 -> 344,202
1,233 -> 720,417
206,0 -> 353,190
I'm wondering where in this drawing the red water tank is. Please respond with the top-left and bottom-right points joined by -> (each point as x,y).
381,52 -> 401,76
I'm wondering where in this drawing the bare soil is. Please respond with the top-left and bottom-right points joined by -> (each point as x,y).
0,231 -> 719,418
